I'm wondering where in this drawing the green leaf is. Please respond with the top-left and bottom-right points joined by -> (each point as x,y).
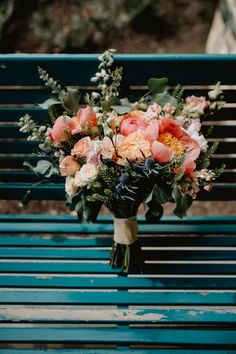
148,77 -> 168,95
62,87 -> 81,113
153,184 -> 172,204
23,160 -> 51,176
82,199 -> 102,223
111,105 -> 131,115
48,103 -> 65,123
38,98 -> 60,109
120,98 -> 132,107
101,97 -> 120,112
172,185 -> 193,218
152,91 -> 177,107
145,202 -> 163,223
23,160 -> 59,178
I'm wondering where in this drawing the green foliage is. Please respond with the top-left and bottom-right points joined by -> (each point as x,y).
38,67 -> 81,114
148,77 -> 168,95
172,185 -> 193,218
197,141 -> 219,170
23,160 -> 59,178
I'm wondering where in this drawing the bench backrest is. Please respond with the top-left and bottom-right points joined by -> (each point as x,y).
0,54 -> 236,202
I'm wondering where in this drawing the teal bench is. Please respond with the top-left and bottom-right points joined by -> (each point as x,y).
0,54 -> 236,353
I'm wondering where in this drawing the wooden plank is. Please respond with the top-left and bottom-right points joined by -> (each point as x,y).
1,261 -> 236,275
0,275 -> 236,289
0,106 -> 234,123
0,247 -> 236,261
1,306 -> 236,324
1,327 -> 236,344
0,290 -> 234,305
2,234 -> 236,247
1,350 -> 235,354
2,123 -> 236,139
0,54 -> 236,85
1,219 -> 236,234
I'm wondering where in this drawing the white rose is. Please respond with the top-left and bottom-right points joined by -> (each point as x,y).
65,176 -> 78,196
74,163 -> 99,188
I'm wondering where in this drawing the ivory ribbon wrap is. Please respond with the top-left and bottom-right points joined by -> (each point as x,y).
113,216 -> 138,245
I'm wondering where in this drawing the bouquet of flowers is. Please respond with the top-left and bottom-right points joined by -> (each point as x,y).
18,49 -> 225,273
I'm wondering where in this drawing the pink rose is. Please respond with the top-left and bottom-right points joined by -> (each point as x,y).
120,111 -> 147,136
151,141 -> 173,163
59,156 -> 80,176
71,137 -> 92,157
47,115 -> 75,143
72,106 -> 97,134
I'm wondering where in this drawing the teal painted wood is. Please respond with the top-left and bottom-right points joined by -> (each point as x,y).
1,183 -> 235,200
0,275 -> 236,289
1,307 -> 236,324
0,290 -> 234,305
1,327 -> 236,344
2,123 -> 236,139
1,350 -> 236,354
0,54 -> 236,85
0,171 -> 62,183
0,106 -> 234,122
1,261 -> 236,275
0,247 -> 236,261
0,107 -> 47,122
1,219 -> 236,233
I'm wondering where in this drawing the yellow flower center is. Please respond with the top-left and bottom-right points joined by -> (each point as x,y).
158,132 -> 184,156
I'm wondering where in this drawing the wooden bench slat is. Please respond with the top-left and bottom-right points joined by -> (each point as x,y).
1,234 -> 236,246
1,261 -> 236,275
1,219 -> 236,234
1,327 -> 236,345
2,123 -> 236,139
0,54 -> 236,85
0,350 -> 235,354
0,290 -> 234,305
1,275 -> 236,289
1,247 -> 236,261
1,106 -> 235,122
1,307 -> 236,324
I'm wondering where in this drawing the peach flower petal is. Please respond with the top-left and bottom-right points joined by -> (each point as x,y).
151,141 -> 174,163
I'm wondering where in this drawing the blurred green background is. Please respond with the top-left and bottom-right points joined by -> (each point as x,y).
0,0 -> 218,53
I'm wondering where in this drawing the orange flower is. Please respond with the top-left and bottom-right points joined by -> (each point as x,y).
117,131 -> 151,165
72,106 -> 97,134
152,117 -> 200,174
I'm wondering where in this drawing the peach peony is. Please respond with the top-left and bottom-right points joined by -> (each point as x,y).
48,115 -> 75,143
152,141 -> 173,163
117,131 -> 151,165
120,111 -> 147,136
59,156 -> 80,177
72,106 -> 97,134
71,137 -> 92,157
151,117 -> 200,174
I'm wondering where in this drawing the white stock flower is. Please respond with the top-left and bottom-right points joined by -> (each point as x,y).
74,163 -> 99,188
65,176 -> 78,196
186,122 -> 208,152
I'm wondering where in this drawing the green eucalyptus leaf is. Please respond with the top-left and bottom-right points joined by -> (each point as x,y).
152,91 -> 177,107
111,105 -> 131,115
62,87 -> 81,113
120,98 -> 132,107
38,98 -> 60,109
23,160 -> 51,176
148,77 -> 168,95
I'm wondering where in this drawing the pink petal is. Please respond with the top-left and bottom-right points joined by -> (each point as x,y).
143,120 -> 159,143
151,141 -> 173,163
